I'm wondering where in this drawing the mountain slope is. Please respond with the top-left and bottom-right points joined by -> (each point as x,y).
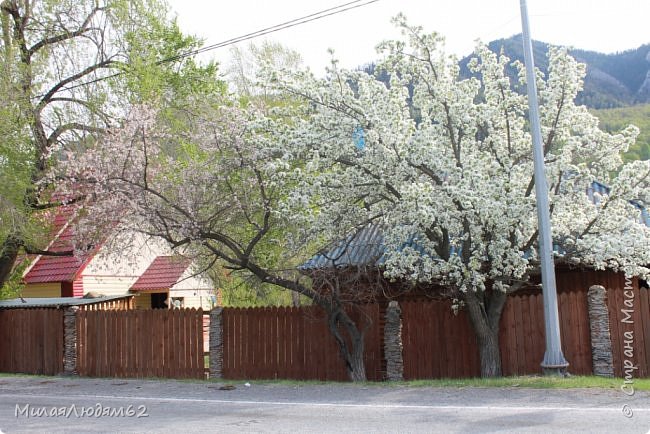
460,36 -> 650,109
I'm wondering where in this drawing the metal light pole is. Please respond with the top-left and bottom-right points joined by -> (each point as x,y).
519,0 -> 569,375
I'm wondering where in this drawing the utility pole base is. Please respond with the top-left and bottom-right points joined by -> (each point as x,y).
541,363 -> 570,377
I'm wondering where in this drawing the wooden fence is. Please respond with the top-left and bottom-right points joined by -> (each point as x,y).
222,305 -> 384,381
217,269 -> 644,381
400,290 -> 599,379
0,309 -> 64,375
401,271 -> 650,379
78,297 -> 134,311
401,300 -> 480,379
606,277 -> 650,377
3,269 -> 650,381
499,289 -> 593,376
76,308 -> 204,379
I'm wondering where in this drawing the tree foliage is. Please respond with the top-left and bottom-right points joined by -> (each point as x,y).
0,0 -> 221,294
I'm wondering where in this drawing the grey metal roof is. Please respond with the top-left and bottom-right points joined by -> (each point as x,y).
303,180 -> 650,269
301,225 -> 386,269
0,294 -> 133,309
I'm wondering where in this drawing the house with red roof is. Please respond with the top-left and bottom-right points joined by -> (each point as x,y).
130,256 -> 214,309
21,206 -> 216,310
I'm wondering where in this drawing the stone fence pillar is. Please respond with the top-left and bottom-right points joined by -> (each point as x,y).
63,306 -> 79,375
384,301 -> 404,381
587,285 -> 614,377
209,307 -> 224,379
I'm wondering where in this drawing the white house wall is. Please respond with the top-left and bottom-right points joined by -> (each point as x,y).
81,276 -> 140,297
83,232 -> 170,277
170,266 -> 213,291
81,232 -> 171,296
169,288 -> 216,310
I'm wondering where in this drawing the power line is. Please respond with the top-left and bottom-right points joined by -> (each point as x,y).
35,0 -> 379,99
170,0 -> 379,62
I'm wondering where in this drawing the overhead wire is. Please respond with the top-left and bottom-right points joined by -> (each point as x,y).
35,0 -> 380,98
168,0 -> 379,61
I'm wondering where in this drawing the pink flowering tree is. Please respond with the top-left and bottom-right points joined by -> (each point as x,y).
57,100 -> 375,381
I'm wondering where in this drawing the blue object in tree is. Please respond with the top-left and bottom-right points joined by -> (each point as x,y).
353,126 -> 365,151
641,206 -> 650,226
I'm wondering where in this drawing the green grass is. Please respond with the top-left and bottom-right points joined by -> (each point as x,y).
389,375 -> 650,390
210,375 -> 650,390
2,372 -> 649,390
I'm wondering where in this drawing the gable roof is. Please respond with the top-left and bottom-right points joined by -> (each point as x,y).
23,205 -> 91,283
301,225 -> 386,269
130,256 -> 191,291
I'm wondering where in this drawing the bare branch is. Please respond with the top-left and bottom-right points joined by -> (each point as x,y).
28,6 -> 105,56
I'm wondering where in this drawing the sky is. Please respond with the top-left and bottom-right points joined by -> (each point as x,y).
166,0 -> 650,74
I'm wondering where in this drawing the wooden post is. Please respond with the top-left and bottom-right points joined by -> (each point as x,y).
63,306 -> 79,375
209,307 -> 224,379
587,285 -> 614,377
384,301 -> 404,381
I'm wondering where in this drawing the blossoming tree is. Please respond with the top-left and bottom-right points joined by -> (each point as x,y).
57,99 -> 378,381
273,16 -> 650,377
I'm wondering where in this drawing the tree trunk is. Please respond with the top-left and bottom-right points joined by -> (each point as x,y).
474,324 -> 502,378
464,289 -> 507,378
0,235 -> 21,289
326,307 -> 367,382
347,334 -> 366,382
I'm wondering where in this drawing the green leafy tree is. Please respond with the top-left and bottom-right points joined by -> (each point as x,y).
0,0 -> 221,294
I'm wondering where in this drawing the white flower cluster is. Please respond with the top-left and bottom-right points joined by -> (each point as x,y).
274,17 -> 650,292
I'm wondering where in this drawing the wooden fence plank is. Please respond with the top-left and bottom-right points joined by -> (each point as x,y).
637,288 -> 650,377
4,275 -> 648,382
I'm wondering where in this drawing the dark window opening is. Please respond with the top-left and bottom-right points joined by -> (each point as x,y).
151,293 -> 167,309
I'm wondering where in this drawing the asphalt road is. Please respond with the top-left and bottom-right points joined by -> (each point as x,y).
1,376 -> 649,433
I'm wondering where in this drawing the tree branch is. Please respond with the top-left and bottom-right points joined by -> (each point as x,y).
47,122 -> 104,146
37,58 -> 117,111
28,6 -> 105,56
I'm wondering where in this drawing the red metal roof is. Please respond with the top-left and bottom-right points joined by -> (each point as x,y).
130,256 -> 191,291
23,255 -> 85,283
23,205 -> 89,284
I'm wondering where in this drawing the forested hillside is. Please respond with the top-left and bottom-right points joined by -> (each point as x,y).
460,36 -> 650,109
593,104 -> 650,161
